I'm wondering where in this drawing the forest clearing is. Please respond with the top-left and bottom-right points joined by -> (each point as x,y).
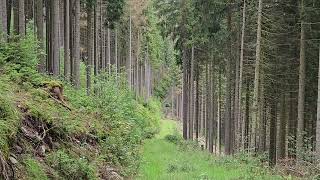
1,0 -> 320,179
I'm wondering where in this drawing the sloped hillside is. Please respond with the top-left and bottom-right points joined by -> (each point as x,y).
0,35 -> 160,179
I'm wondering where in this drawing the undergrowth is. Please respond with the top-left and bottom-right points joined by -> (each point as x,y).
0,26 -> 161,178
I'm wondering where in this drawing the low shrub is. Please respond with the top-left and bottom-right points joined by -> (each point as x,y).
46,150 -> 98,180
24,158 -> 48,180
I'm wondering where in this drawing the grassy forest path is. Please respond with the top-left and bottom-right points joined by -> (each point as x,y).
136,119 -> 269,180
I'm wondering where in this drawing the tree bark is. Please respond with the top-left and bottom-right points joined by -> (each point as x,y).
6,0 -> 12,36
209,59 -> 215,153
35,0 -> 45,72
72,0 -> 80,88
225,3 -> 233,155
189,46 -> 195,140
244,77 -> 250,151
237,0 -> 246,151
252,0 -> 263,151
128,15 -> 132,89
278,93 -> 287,159
86,6 -> 93,95
269,102 -> 277,166
1,0 -> 7,41
13,0 -> 25,36
51,0 -> 60,76
297,0 -> 306,160
195,58 -> 200,140
205,62 -> 209,149
64,0 -> 70,78
316,44 -> 320,154
107,27 -> 111,73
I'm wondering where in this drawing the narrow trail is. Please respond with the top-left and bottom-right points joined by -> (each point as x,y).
136,119 -> 248,180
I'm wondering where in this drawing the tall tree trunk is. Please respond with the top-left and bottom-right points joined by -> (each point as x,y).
195,59 -> 200,140
51,0 -> 60,76
128,15 -> 132,89
244,77 -> 250,151
288,92 -> 297,158
269,102 -> 277,166
64,0 -> 70,78
205,62 -> 209,149
238,0 -> 246,151
46,0 -> 51,73
252,0 -> 263,151
278,93 -> 287,159
225,3 -> 233,155
297,0 -> 306,160
86,6 -> 93,95
115,28 -> 118,75
1,0 -> 7,41
35,0 -> 45,72
317,44 -> 320,154
72,0 -> 80,88
218,67 -> 222,154
6,0 -> 12,36
107,27 -> 111,73
189,46 -> 195,140
209,59 -> 215,153
258,76 -> 266,152
13,0 -> 25,36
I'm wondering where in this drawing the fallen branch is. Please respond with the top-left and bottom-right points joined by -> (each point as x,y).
49,94 -> 72,111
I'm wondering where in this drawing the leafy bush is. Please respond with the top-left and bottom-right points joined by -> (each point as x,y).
165,134 -> 181,144
47,150 -> 98,180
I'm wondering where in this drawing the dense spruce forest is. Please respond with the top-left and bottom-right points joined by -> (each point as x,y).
1,0 -> 320,179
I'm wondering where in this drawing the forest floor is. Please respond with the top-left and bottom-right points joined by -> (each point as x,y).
137,119 -> 286,180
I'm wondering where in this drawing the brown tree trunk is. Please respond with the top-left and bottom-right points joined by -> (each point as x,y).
51,0 -> 60,76
244,77 -> 250,151
1,0 -> 8,41
64,0 -> 70,79
278,93 -> 287,159
209,59 -> 215,153
6,0 -> 12,36
189,46 -> 195,140
72,0 -> 80,88
13,0 -> 25,36
86,6 -> 93,95
35,0 -> 45,72
269,102 -> 277,166
205,62 -> 209,149
297,0 -> 306,161
195,59 -> 200,140
252,0 -> 263,151
317,44 -> 320,154
225,4 -> 233,155
128,15 -> 132,89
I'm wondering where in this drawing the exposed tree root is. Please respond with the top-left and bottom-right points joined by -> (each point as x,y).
0,151 -> 14,180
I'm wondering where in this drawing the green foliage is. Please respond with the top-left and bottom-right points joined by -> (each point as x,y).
0,79 -> 20,155
88,72 -> 160,175
145,5 -> 165,69
164,134 -> 181,145
24,157 -> 48,180
139,120 -> 285,180
47,150 -> 98,180
0,25 -> 162,178
145,5 -> 181,99
106,0 -> 125,28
